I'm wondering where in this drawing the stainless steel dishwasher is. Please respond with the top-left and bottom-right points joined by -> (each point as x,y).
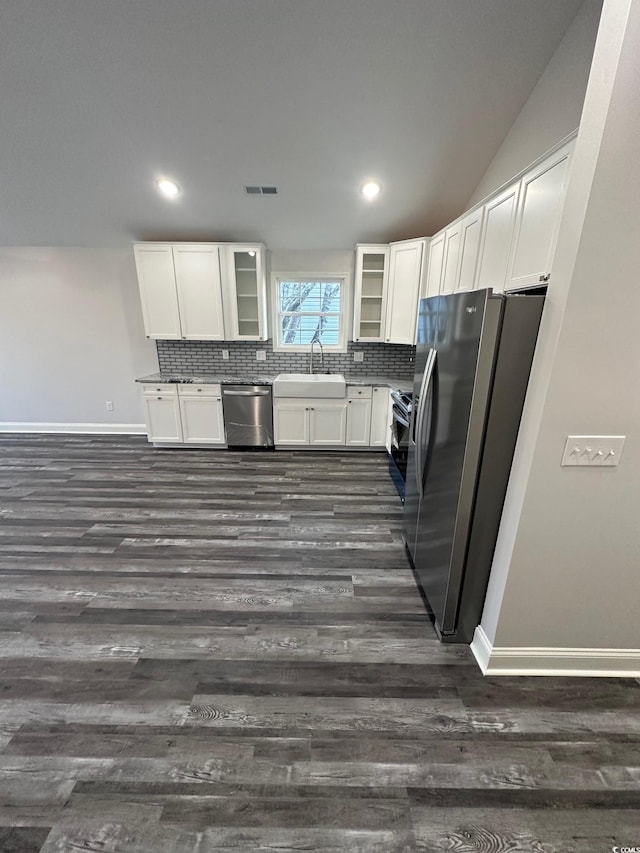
221,385 -> 274,448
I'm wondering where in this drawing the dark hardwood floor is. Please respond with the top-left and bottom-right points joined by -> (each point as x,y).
0,434 -> 638,852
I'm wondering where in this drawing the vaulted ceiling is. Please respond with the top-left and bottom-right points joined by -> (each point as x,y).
1,0 -> 585,249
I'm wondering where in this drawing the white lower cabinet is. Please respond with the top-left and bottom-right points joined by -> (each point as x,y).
144,396 -> 183,443
145,384 -> 392,449
143,384 -> 224,445
178,394 -> 225,444
309,402 -> 347,446
346,386 -> 372,447
273,403 -> 309,445
370,386 -> 391,447
274,400 -> 346,446
143,389 -> 183,443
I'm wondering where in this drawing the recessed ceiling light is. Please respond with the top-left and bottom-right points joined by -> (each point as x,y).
156,178 -> 180,199
361,180 -> 381,200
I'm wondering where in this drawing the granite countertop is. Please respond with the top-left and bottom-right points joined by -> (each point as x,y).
136,372 -> 413,392
136,373 -> 275,385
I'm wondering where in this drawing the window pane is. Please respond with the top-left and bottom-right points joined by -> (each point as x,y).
278,280 -> 342,347
278,281 -> 341,313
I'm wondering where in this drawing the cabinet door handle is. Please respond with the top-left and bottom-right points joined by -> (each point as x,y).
157,396 -> 162,400
197,388 -> 202,392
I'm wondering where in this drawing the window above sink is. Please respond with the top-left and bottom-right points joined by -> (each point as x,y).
271,274 -> 350,353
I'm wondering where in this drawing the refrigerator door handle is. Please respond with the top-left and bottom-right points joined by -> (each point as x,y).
421,354 -> 439,495
415,349 -> 437,500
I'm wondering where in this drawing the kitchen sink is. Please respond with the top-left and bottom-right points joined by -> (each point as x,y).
272,373 -> 346,398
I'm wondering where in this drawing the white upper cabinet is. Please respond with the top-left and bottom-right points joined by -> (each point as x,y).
220,244 -> 268,340
134,244 -> 182,339
173,245 -> 225,341
506,140 -> 573,291
353,239 -> 424,345
386,239 -> 424,345
424,232 -> 445,298
353,245 -> 389,342
134,243 -> 224,340
419,137 -> 575,301
440,223 -> 463,296
476,182 -> 521,294
455,208 -> 484,292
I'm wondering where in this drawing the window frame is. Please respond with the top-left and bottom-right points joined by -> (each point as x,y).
270,272 -> 351,353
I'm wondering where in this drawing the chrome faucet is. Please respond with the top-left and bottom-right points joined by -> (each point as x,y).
309,339 -> 324,374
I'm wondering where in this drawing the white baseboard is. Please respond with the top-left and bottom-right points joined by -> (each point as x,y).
470,625 -> 494,672
471,625 -> 640,677
0,423 -> 146,435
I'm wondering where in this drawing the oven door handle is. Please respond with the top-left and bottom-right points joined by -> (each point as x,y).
393,410 -> 410,430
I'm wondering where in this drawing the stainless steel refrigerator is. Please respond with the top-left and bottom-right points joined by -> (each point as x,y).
404,289 -> 544,643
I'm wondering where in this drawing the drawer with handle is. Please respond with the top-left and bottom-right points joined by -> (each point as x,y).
142,383 -> 177,397
347,385 -> 372,399
177,384 -> 222,397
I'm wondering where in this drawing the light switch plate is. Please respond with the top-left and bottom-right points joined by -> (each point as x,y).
353,352 -> 364,363
221,349 -> 230,361
561,435 -> 625,467
256,350 -> 267,362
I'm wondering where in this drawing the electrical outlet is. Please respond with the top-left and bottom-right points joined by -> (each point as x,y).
353,351 -> 364,363
222,349 -> 230,361
256,350 -> 267,361
106,401 -> 114,411
561,435 -> 625,467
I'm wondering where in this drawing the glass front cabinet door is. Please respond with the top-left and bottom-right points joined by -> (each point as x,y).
221,244 -> 268,341
353,245 -> 390,342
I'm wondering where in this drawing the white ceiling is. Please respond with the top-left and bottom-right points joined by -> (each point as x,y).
1,0 -> 585,250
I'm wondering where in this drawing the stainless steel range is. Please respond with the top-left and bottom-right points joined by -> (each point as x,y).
389,389 -> 412,501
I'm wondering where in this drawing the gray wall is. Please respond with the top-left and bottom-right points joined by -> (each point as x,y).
467,0 -> 602,208
0,248 -> 157,429
0,246 -> 413,429
480,0 -> 640,652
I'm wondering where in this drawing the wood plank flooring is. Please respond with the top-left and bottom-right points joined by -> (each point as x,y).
0,434 -> 638,852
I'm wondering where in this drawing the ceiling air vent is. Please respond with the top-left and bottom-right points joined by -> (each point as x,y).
245,185 -> 279,195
